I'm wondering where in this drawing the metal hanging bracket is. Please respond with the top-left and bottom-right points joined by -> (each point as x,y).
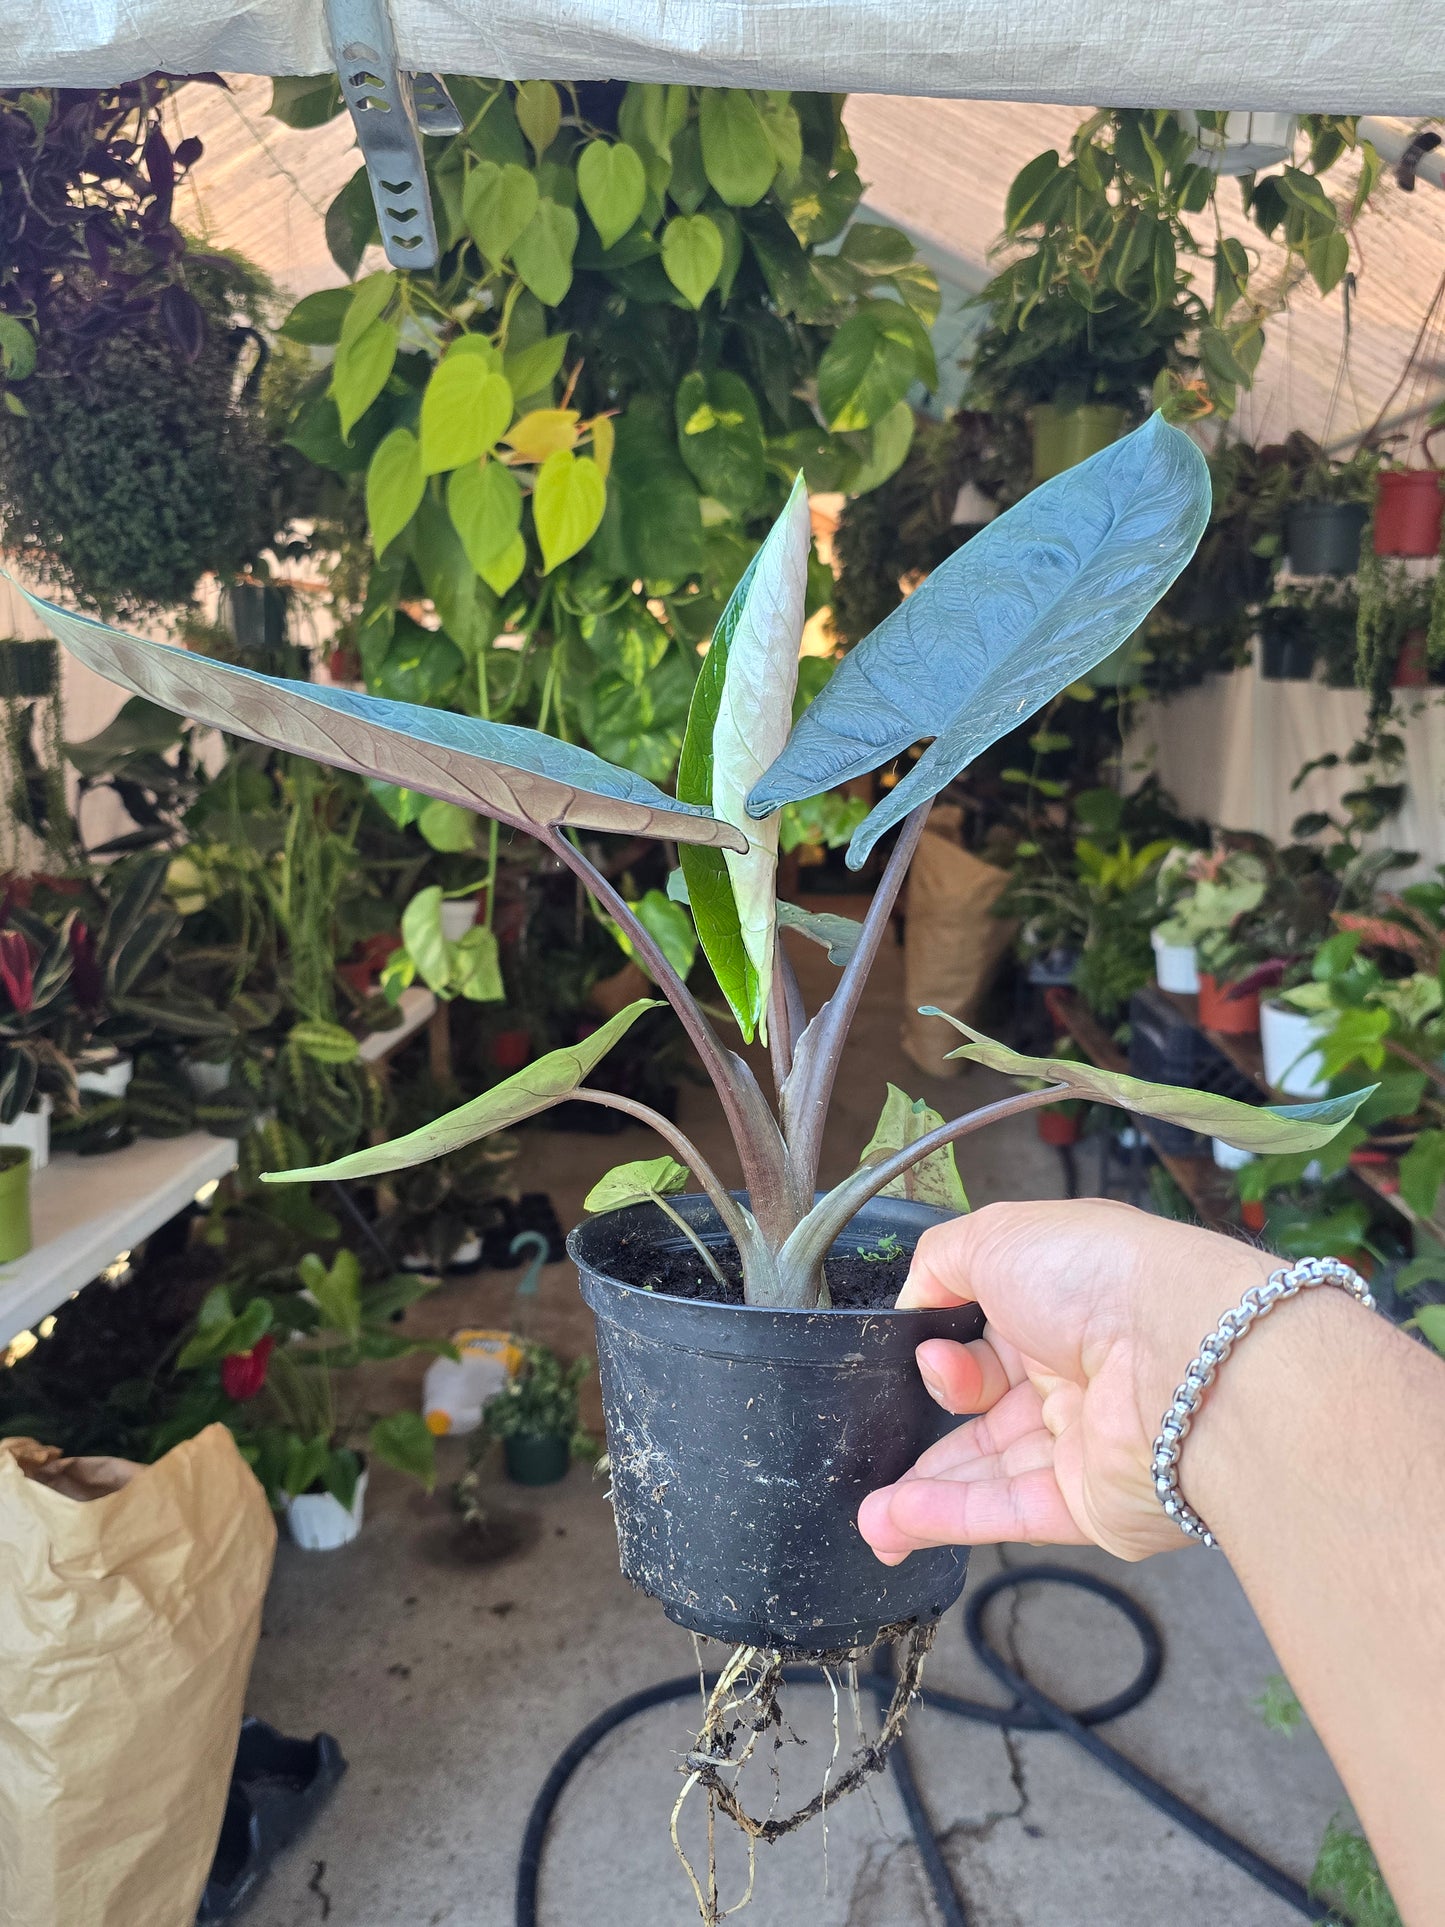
324,0 -> 461,270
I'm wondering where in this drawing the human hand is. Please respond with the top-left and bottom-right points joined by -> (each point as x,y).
858,1199 -> 1274,1564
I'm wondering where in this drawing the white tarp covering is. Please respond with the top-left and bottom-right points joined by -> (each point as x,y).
1,1 -> 1443,113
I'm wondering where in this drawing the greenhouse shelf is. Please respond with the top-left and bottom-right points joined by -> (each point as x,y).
0,1132 -> 237,1350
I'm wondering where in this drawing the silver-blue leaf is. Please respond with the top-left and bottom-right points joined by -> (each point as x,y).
17,583 -> 745,853
747,414 -> 1209,865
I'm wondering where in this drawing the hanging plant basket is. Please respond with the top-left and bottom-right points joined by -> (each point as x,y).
1373,470 -> 1444,557
1030,403 -> 1127,483
1285,501 -> 1367,576
0,639 -> 58,702
574,1194 -> 981,1652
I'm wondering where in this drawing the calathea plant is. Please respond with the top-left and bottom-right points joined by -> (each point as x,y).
17,417 -> 1373,1891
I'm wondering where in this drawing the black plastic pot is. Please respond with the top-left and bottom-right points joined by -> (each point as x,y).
573,1194 -> 984,1653
1258,608 -> 1317,681
0,638 -> 58,700
505,1432 -> 571,1485
1285,501 -> 1366,576
198,1719 -> 346,1919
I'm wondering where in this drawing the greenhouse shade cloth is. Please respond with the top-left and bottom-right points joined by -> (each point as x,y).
1,1 -> 1442,112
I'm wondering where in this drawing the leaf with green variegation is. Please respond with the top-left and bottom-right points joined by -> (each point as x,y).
585,1155 -> 689,1212
674,369 -> 766,519
401,887 -> 450,994
533,450 -> 607,572
749,416 -> 1212,866
577,139 -> 647,250
369,1411 -> 437,1491
926,1012 -> 1376,1154
261,999 -> 660,1183
464,161 -> 538,266
417,797 -> 476,852
859,1084 -> 969,1212
816,300 -> 934,432
453,924 -> 505,1001
677,476 -> 810,1039
305,1249 -> 363,1339
448,459 -> 523,573
420,356 -> 513,474
850,399 -> 915,494
661,214 -> 723,309
17,581 -> 748,853
775,899 -> 862,967
366,427 -> 425,555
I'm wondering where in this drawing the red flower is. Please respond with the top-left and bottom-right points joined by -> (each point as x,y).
0,930 -> 34,1014
221,1334 -> 275,1402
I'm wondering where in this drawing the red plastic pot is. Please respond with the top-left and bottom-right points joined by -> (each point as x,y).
1197,973 -> 1260,1035
1037,1109 -> 1083,1147
1240,1200 -> 1267,1233
492,1028 -> 532,1073
1394,629 -> 1430,688
1374,470 -> 1444,558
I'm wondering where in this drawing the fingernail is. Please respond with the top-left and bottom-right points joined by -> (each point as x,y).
919,1362 -> 947,1404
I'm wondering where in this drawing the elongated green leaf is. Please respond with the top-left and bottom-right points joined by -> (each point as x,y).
16,582 -> 749,853
331,317 -> 398,440
262,999 -> 660,1182
577,139 -> 647,250
584,1155 -> 689,1212
677,476 -> 810,1038
775,899 -> 862,967
926,1012 -> 1375,1154
366,427 -> 425,555
749,416 -> 1212,865
420,357 -> 513,474
859,1084 -> 969,1212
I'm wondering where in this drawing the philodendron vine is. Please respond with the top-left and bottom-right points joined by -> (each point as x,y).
19,417 -> 1372,1304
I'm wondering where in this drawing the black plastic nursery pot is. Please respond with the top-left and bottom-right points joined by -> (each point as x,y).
1285,501 -> 1367,576
572,1193 -> 984,1654
505,1432 -> 571,1485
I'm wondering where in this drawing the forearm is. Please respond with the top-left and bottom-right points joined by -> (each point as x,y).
1180,1282 -> 1445,1923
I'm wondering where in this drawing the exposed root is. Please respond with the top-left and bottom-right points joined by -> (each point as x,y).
669,1623 -> 936,1923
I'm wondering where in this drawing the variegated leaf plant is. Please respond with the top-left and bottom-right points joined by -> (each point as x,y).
19,416 -> 1374,1307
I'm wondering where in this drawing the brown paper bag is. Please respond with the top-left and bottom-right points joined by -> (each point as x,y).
0,1424 -> 276,1927
902,814 -> 1017,1077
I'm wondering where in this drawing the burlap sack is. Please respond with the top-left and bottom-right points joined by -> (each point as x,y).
0,1424 -> 276,1927
902,813 -> 1017,1077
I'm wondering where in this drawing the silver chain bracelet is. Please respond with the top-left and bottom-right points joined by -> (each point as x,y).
1152,1255 -> 1376,1549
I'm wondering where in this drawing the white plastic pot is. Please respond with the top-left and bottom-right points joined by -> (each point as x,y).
76,1052 -> 134,1099
284,1467 -> 368,1551
0,1094 -> 52,1171
186,1059 -> 231,1099
1151,929 -> 1200,994
440,897 -> 481,942
1261,999 -> 1331,1098
1179,111 -> 1297,175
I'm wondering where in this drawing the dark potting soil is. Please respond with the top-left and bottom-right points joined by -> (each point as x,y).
603,1231 -> 912,1309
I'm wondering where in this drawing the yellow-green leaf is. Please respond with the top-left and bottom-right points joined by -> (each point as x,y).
533,450 -> 607,573
698,89 -> 777,207
577,139 -> 647,250
515,79 -> 561,159
366,427 -> 425,556
262,1000 -> 661,1182
859,1084 -> 969,1212
661,214 -> 723,309
505,408 -> 579,461
331,316 -> 398,440
447,458 -> 523,572
588,412 -> 615,478
420,358 -> 514,474
464,161 -> 538,266
479,531 -> 526,595
585,1155 -> 689,1212
511,200 -> 578,307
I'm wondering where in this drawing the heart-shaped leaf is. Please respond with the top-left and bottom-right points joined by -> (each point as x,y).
661,214 -> 723,309
463,161 -> 538,266
774,900 -> 862,967
584,1154 -> 689,1212
533,450 -> 607,573
366,427 -> 425,556
749,416 -> 1212,865
677,476 -> 810,1039
478,532 -> 526,596
816,301 -> 933,432
330,316 -> 398,440
264,1000 -> 661,1182
577,139 -> 648,250
420,357 -> 513,473
511,200 -> 578,307
926,1012 -> 1375,1154
515,79 -> 561,159
674,369 -> 766,519
859,1084 -> 969,1211
16,582 -> 749,853
447,459 -> 522,572
698,89 -> 778,207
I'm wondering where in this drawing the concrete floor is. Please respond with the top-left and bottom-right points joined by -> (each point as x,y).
243,922 -> 1350,1927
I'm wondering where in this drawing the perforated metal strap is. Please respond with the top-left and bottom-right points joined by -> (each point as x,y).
324,0 -> 460,269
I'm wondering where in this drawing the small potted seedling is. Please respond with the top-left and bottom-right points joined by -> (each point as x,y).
480,1339 -> 594,1486
22,417 -> 1373,1864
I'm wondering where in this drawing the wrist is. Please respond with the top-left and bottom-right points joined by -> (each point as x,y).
1130,1230 -> 1277,1434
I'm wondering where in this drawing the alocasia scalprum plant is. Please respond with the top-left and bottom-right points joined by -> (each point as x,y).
17,416 -> 1373,1304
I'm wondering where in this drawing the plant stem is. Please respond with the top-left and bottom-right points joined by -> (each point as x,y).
651,1194 -> 730,1289
542,825 -> 797,1256
766,933 -> 797,1099
775,1084 -> 1072,1304
780,803 -> 932,1199
563,1089 -> 751,1248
